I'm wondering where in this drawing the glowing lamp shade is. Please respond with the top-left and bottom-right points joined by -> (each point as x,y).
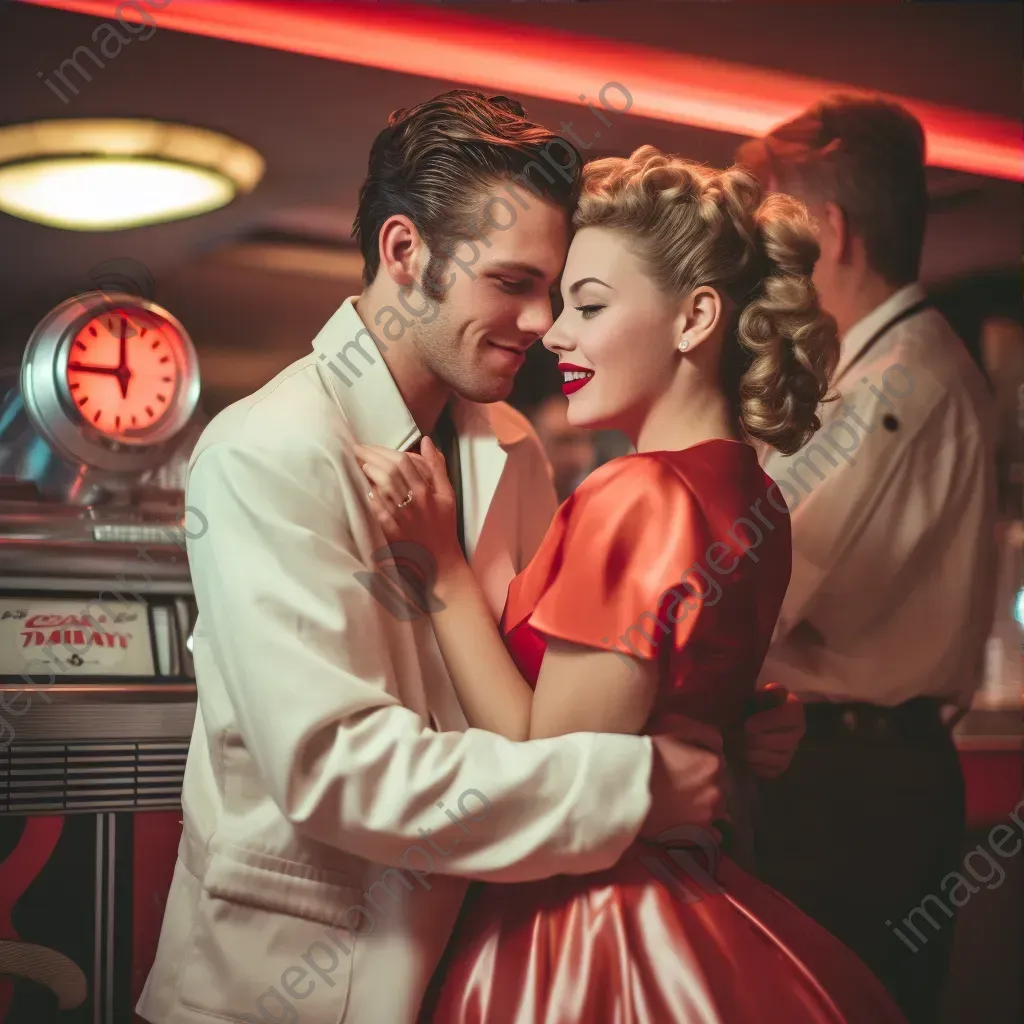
0,120 -> 264,231
0,157 -> 236,230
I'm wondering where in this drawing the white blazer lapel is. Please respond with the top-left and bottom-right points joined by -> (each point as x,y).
454,407 -> 508,564
451,399 -> 540,624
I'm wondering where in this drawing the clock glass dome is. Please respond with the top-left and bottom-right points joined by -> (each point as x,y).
65,305 -> 186,440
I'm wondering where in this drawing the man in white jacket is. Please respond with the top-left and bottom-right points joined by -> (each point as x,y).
138,90 -> 803,1024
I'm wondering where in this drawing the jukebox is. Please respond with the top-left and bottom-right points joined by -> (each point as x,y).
0,290 -> 204,1023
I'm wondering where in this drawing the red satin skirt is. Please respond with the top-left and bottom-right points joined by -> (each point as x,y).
418,840 -> 907,1023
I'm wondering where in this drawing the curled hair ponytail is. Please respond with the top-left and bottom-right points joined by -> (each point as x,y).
735,191 -> 839,454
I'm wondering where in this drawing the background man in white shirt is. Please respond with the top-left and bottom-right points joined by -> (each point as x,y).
738,96 -> 999,1023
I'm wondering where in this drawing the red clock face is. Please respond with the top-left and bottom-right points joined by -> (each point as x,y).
65,307 -> 184,439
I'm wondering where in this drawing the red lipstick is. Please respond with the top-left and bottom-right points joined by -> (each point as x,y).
558,362 -> 594,396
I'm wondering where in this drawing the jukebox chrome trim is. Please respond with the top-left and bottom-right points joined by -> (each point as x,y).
0,684 -> 195,739
0,688 -> 195,815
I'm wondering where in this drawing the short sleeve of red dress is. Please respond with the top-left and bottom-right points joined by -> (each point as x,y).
501,454 -> 708,663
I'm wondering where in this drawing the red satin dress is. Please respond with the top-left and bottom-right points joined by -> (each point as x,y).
419,441 -> 907,1024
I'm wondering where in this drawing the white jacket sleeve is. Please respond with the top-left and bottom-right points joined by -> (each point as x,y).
186,439 -> 652,882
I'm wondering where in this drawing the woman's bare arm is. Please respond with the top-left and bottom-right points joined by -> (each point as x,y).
431,562 -> 660,742
529,639 -> 660,739
430,559 -> 533,741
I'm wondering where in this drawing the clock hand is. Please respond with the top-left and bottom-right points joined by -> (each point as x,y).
117,317 -> 130,399
67,362 -> 120,374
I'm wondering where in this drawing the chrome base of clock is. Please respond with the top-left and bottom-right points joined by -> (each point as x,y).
0,379 -> 202,506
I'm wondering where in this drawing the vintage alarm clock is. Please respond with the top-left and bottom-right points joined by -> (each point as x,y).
19,290 -> 200,474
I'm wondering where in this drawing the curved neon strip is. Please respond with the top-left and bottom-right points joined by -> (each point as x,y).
20,0 -> 1023,181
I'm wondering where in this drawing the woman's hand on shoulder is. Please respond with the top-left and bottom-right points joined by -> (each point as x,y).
353,438 -> 462,571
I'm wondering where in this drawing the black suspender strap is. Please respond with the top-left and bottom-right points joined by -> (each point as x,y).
430,402 -> 467,558
842,297 -> 932,377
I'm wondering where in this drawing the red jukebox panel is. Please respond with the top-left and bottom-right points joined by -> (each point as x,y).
0,815 -> 93,1022
0,728 -> 188,1024
0,810 -> 181,1024
130,812 -> 181,1022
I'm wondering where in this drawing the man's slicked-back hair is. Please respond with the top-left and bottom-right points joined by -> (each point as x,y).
353,89 -> 583,298
736,94 -> 929,287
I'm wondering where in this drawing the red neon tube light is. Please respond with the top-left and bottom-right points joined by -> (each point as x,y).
19,0 -> 1023,182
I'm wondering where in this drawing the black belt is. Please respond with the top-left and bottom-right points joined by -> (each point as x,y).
803,697 -> 948,737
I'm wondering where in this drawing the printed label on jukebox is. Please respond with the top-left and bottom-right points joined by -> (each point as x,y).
0,596 -> 156,677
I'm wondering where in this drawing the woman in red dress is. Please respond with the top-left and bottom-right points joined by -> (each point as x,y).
355,148 -> 907,1023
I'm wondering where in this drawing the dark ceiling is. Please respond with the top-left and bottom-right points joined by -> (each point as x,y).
0,0 -> 1020,412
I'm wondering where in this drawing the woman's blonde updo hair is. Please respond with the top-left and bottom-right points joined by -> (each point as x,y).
574,145 -> 839,455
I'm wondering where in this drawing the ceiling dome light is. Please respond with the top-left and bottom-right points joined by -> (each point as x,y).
0,119 -> 264,231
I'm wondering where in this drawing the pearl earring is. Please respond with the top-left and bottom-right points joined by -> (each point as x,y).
678,335 -> 690,352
